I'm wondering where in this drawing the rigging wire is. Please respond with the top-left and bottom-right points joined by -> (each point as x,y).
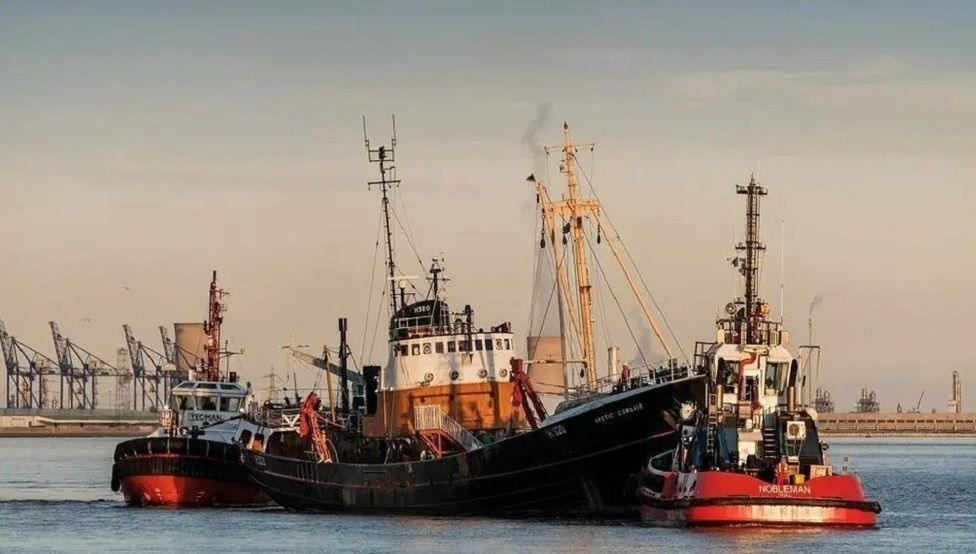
393,182 -> 428,276
359,213 -> 384,365
591,243 -> 613,348
527,208 -> 545,334
389,206 -> 426,295
530,244 -> 584,369
582,226 -> 649,369
366,285 -> 389,364
573,161 -> 690,364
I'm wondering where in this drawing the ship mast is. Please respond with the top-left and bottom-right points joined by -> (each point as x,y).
531,123 -> 681,391
364,116 -> 401,316
203,270 -> 227,381
547,123 -> 600,390
735,174 -> 768,343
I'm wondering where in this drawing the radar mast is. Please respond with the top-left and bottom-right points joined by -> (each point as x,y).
364,116 -> 402,315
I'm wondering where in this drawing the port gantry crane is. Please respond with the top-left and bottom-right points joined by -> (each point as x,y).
50,320 -> 129,410
1,319 -> 59,409
123,324 -> 182,412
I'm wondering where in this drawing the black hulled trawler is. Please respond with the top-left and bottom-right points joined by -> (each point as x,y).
239,123 -> 705,516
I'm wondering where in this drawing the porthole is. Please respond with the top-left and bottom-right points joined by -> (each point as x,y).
478,369 -> 488,379
450,370 -> 460,381
499,369 -> 508,378
424,372 -> 434,382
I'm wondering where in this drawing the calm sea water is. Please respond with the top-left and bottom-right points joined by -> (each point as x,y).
0,437 -> 972,553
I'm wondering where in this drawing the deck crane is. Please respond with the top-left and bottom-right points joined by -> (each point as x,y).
284,346 -> 364,387
1,319 -> 59,409
50,320 -> 126,410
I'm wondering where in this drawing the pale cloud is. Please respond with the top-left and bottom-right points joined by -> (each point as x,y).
663,58 -> 976,114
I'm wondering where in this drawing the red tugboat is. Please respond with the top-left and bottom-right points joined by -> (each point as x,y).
637,175 -> 881,526
111,272 -> 266,506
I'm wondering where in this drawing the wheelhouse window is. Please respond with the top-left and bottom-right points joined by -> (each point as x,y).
411,344 -> 420,355
447,341 -> 456,353
495,339 -> 502,350
764,362 -> 789,393
485,338 -> 493,351
399,344 -> 408,356
504,339 -> 511,349
459,340 -> 471,352
176,396 -> 193,410
200,396 -> 217,411
219,396 -> 231,411
475,339 -> 483,351
435,342 -> 444,354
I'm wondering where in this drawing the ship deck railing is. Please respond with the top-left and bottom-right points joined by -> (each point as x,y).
246,407 -> 302,429
715,318 -> 784,346
413,405 -> 482,452
567,362 -> 694,399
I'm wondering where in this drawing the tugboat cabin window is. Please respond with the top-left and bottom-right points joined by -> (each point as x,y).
766,362 -> 789,393
504,339 -> 511,350
175,396 -> 193,410
399,345 -> 408,356
411,344 -> 420,355
475,339 -> 483,351
201,396 -> 217,411
447,341 -> 456,353
485,339 -> 493,351
219,397 -> 241,412
459,340 -> 471,352
435,342 -> 444,354
495,339 -> 502,350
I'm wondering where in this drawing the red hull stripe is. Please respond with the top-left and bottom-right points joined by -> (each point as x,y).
641,503 -> 877,526
120,475 -> 266,506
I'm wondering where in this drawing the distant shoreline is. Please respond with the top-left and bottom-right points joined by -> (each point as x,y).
0,425 -> 157,438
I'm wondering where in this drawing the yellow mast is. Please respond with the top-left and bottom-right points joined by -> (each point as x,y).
532,122 -> 679,393
547,123 -> 600,390
534,179 -> 585,366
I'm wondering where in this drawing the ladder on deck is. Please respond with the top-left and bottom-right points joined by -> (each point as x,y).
761,425 -> 778,460
414,405 -> 483,457
705,393 -> 719,458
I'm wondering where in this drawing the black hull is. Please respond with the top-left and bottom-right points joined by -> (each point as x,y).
241,375 -> 706,517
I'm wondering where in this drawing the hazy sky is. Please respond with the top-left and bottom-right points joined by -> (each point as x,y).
2,2 -> 974,411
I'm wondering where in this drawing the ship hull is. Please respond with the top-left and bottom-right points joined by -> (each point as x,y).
638,470 -> 880,526
111,437 -> 266,506
241,375 -> 706,517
